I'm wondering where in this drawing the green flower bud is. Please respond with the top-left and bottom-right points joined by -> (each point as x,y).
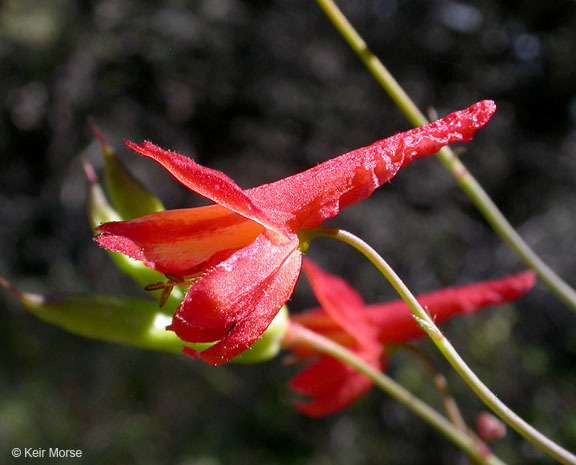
91,121 -> 164,220
0,277 -> 209,354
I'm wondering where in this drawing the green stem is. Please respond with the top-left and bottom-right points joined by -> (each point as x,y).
314,0 -> 576,313
285,322 -> 506,465
402,345 -> 469,435
309,226 -> 576,465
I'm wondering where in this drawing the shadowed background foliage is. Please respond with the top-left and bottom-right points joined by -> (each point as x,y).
1,1 -> 575,464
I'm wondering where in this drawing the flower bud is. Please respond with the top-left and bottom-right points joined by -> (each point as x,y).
0,277 -> 208,354
92,121 -> 164,220
476,411 -> 507,442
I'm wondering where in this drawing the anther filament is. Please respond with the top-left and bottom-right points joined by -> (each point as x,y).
145,273 -> 199,307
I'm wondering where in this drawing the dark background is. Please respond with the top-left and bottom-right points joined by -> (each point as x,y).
1,1 -> 575,463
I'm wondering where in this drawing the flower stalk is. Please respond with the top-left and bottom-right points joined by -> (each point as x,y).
314,0 -> 576,314
308,226 -> 576,465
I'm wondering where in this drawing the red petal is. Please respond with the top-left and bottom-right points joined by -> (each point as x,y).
248,101 -> 496,230
290,350 -> 384,417
96,205 -> 263,275
170,231 -> 302,365
367,271 -> 536,344
288,261 -> 385,417
168,317 -> 229,343
291,355 -> 350,396
125,141 -> 288,235
301,259 -> 376,345
293,271 -> 536,346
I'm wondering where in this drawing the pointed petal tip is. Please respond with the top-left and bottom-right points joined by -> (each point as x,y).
93,219 -> 135,236
511,270 -> 537,293
93,221 -> 114,234
182,346 -> 202,360
473,99 -> 496,112
470,99 -> 497,126
124,140 -> 172,159
425,99 -> 497,148
92,231 -> 152,268
124,139 -> 149,153
486,269 -> 537,298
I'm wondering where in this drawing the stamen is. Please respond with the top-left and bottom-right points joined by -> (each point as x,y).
144,282 -> 170,291
165,272 -> 188,284
159,284 -> 175,307
145,273 -> 200,307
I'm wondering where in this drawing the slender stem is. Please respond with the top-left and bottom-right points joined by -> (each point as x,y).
314,0 -> 424,127
285,323 -> 506,465
314,0 -> 576,313
402,345 -> 468,434
309,226 -> 576,465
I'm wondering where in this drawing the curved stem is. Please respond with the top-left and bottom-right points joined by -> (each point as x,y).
309,226 -> 576,465
285,322 -> 506,465
314,0 -> 576,313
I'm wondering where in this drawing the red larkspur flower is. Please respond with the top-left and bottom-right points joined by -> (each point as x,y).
96,101 -> 496,365
287,259 -> 536,417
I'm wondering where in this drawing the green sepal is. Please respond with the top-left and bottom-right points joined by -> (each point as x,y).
2,278 -> 287,364
92,122 -> 164,220
0,278 -> 210,354
232,306 -> 289,364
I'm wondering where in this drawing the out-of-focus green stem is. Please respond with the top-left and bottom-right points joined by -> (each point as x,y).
314,0 -> 576,314
309,226 -> 576,465
314,0 -> 423,127
402,345 -> 468,435
285,322 -> 506,465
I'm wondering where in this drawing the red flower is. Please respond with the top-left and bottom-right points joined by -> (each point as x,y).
287,259 -> 536,417
96,101 -> 496,365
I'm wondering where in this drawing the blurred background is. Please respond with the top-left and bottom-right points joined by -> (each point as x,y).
1,0 -> 575,463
